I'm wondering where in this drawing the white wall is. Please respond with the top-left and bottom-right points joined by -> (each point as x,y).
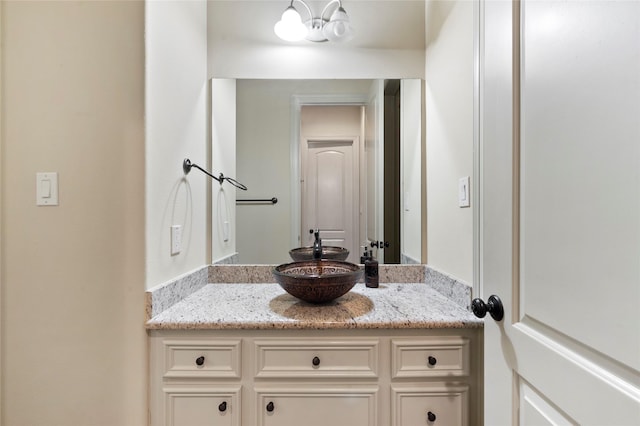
425,0 -> 474,283
211,79 -> 237,262
1,1 -> 146,424
207,1 -> 425,79
235,79 -> 371,263
401,79 -> 423,263
146,0 -> 209,288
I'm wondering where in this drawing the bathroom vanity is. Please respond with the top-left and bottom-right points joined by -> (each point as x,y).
146,266 -> 483,426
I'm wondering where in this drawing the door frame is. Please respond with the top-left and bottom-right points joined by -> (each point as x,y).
289,94 -> 369,249
473,0 -> 481,298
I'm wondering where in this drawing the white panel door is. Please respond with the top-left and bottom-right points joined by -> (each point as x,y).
302,138 -> 359,262
365,80 -> 385,262
480,0 -> 640,424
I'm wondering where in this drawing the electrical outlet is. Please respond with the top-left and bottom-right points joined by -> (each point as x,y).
171,225 -> 182,255
459,176 -> 470,208
223,221 -> 230,242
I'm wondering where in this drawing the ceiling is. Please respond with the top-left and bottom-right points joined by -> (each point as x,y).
208,0 -> 426,50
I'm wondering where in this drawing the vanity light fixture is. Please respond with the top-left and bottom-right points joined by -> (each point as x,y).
274,0 -> 353,43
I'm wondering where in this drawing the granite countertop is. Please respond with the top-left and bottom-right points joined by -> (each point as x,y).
145,283 -> 483,330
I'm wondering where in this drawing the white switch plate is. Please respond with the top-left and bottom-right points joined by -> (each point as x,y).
171,225 -> 182,255
458,176 -> 470,208
36,172 -> 59,206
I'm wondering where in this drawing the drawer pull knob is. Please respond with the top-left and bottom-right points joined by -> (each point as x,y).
427,411 -> 436,422
312,356 -> 321,366
195,356 -> 205,366
266,401 -> 275,412
218,401 -> 227,412
428,356 -> 437,366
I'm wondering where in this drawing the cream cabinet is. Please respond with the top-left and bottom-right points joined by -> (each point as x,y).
149,329 -> 482,426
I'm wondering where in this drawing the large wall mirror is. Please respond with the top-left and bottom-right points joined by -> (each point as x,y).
212,78 -> 424,265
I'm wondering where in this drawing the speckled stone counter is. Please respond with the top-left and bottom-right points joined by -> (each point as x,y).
145,283 -> 482,330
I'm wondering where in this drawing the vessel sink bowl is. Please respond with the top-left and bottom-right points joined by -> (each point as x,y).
272,260 -> 363,304
289,246 -> 350,261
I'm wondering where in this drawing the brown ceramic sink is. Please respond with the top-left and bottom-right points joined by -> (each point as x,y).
272,260 -> 363,304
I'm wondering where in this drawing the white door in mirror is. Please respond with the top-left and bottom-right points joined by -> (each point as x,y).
36,172 -> 58,206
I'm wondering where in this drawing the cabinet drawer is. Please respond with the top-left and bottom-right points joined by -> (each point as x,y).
391,337 -> 469,378
391,385 -> 468,426
254,339 -> 379,378
162,385 -> 241,426
163,339 -> 241,379
256,386 -> 378,426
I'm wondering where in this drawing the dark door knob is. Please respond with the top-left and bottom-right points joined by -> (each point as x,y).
427,356 -> 437,366
195,356 -> 205,366
427,411 -> 436,422
266,401 -> 275,412
370,240 -> 390,249
218,401 -> 227,412
312,356 -> 320,366
471,295 -> 504,321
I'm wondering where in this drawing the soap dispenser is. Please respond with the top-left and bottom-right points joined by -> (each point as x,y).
364,249 -> 379,288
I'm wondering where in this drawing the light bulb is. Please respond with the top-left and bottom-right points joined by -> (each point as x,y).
274,6 -> 308,41
332,21 -> 346,37
323,6 -> 352,42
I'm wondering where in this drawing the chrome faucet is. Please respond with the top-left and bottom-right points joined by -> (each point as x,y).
312,229 -> 322,259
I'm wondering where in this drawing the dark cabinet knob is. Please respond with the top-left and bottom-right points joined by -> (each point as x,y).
218,401 -> 227,412
266,401 -> 275,412
427,356 -> 437,366
195,356 -> 205,366
427,411 -> 436,422
471,295 -> 504,321
312,356 -> 320,366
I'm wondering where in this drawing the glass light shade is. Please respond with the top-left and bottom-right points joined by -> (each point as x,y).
323,6 -> 352,42
274,6 -> 308,41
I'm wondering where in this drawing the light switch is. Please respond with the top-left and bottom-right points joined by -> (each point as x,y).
458,176 -> 470,208
41,179 -> 51,198
36,172 -> 59,206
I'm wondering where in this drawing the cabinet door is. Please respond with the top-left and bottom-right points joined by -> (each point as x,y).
164,386 -> 240,426
391,386 -> 468,426
256,387 -> 378,426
